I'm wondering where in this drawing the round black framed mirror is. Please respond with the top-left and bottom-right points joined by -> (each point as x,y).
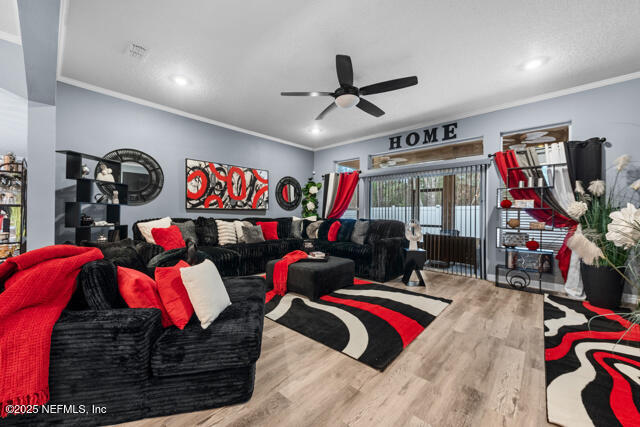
275,176 -> 301,210
96,149 -> 164,205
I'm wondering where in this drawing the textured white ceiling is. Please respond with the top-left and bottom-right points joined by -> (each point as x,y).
0,0 -> 21,44
59,0 -> 640,149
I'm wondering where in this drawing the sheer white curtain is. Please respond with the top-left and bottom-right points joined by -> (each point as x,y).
544,142 -> 584,298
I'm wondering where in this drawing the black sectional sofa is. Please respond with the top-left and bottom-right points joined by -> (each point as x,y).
132,216 -> 407,283
5,258 -> 265,426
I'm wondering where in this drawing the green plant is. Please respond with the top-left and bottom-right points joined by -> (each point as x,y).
301,179 -> 322,218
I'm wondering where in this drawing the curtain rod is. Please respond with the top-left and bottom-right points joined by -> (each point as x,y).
320,170 -> 362,179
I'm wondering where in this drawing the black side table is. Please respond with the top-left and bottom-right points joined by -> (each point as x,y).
402,248 -> 427,287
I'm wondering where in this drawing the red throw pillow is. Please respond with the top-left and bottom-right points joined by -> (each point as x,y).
257,221 -> 279,240
328,221 -> 341,241
152,225 -> 186,251
155,260 -> 194,329
117,266 -> 172,328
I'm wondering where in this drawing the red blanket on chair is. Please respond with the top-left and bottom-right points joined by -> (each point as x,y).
266,250 -> 308,302
0,245 -> 103,417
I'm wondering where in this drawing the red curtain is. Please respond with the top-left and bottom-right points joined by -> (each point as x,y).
494,150 -> 576,280
327,171 -> 359,219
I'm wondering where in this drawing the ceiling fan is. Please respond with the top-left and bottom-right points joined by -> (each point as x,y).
373,156 -> 409,168
281,54 -> 418,120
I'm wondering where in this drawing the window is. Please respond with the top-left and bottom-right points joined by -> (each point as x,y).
370,138 -> 483,170
335,158 -> 360,219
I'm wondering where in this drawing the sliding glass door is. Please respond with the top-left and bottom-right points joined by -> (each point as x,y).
367,162 -> 488,279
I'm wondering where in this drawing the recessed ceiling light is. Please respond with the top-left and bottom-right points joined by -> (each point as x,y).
170,75 -> 191,86
309,126 -> 322,135
522,57 -> 548,71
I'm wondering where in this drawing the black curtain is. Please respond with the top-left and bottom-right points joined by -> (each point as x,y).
564,137 -> 605,189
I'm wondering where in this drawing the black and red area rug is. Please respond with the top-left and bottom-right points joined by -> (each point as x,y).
543,294 -> 640,426
265,279 -> 451,370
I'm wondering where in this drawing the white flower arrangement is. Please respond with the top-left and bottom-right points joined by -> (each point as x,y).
568,230 -> 603,266
631,179 -> 640,191
309,186 -> 318,194
587,180 -> 605,197
567,201 -> 588,220
574,180 -> 585,195
606,203 -> 640,250
306,201 -> 315,210
614,154 -> 631,172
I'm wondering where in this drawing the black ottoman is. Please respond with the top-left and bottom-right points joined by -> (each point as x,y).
265,256 -> 355,300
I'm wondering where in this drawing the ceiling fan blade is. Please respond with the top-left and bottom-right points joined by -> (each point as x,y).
280,91 -> 333,97
315,102 -> 337,120
359,76 -> 418,95
336,55 -> 353,86
356,98 -> 385,117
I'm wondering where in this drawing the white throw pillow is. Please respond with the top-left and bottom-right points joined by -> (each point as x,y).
137,217 -> 171,244
233,220 -> 252,243
216,220 -> 237,245
180,259 -> 231,329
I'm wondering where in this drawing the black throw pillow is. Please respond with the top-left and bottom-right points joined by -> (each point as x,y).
194,217 -> 218,246
76,259 -> 127,310
337,219 -> 356,242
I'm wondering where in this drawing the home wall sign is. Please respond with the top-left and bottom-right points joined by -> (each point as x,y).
185,158 -> 268,210
388,122 -> 458,150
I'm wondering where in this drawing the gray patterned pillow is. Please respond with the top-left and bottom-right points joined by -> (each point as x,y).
242,225 -> 265,243
351,220 -> 370,245
291,218 -> 304,239
172,220 -> 198,245
306,220 -> 324,239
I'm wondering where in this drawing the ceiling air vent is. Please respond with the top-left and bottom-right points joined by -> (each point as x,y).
126,42 -> 148,60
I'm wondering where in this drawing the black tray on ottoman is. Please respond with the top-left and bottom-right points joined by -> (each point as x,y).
265,256 -> 355,300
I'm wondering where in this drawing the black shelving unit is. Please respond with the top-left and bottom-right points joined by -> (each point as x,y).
0,161 -> 27,261
493,163 -> 568,294
58,150 -> 128,244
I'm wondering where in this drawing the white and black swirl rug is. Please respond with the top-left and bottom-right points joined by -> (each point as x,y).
544,294 -> 640,426
265,280 -> 451,370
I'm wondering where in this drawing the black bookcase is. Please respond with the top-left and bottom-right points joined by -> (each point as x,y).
58,150 -> 128,244
0,160 -> 27,261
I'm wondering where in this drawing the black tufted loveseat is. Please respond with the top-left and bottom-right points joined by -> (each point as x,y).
132,217 -> 407,283
4,259 -> 265,426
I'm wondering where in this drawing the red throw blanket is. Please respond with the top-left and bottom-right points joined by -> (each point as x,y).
0,245 -> 103,417
266,250 -> 308,302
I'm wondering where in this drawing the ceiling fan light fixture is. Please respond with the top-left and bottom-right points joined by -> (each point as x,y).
335,94 -> 359,109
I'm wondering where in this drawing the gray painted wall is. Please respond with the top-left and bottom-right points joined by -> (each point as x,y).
0,39 -> 27,99
315,77 -> 640,298
55,82 -> 314,243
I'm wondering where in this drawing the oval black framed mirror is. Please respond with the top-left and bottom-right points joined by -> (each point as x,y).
96,149 -> 164,205
275,176 -> 301,210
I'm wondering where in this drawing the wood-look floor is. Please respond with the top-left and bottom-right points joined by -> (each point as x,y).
117,271 -> 551,427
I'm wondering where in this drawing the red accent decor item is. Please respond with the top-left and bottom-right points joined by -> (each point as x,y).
117,266 -> 172,328
155,260 -> 193,330
0,245 -> 103,417
556,225 -> 577,281
500,199 -> 512,209
265,250 -> 308,302
257,221 -> 279,240
151,225 -> 186,251
328,221 -> 341,241
327,171 -> 360,219
526,240 -> 540,251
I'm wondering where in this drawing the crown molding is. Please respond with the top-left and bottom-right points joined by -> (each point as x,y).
56,76 -> 314,151
315,71 -> 640,151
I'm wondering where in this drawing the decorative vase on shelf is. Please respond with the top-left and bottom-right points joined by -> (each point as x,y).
507,218 -> 520,229
580,263 -> 625,309
526,240 -> 540,251
500,199 -> 512,209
